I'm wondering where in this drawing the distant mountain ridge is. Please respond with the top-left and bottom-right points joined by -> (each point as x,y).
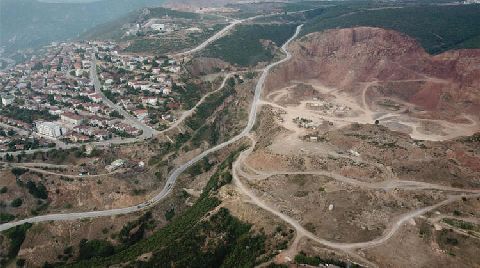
0,0 -> 166,53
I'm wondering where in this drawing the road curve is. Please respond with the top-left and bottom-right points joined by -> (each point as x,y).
232,144 -> 480,252
158,72 -> 235,134
0,24 -> 304,232
173,10 -> 305,57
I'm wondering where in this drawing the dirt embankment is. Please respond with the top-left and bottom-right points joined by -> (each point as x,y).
186,57 -> 230,76
265,27 -> 480,120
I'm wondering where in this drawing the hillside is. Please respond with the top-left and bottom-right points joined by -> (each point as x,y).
302,4 -> 480,54
202,23 -> 298,66
1,1 -> 480,267
265,26 -> 480,137
82,7 -> 201,41
0,0 -> 166,53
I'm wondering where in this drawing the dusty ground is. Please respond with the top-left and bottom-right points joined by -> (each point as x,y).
265,27 -> 480,142
232,103 -> 480,266
228,32 -> 480,267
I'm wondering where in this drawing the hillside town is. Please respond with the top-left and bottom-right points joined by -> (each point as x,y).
0,40 -> 183,153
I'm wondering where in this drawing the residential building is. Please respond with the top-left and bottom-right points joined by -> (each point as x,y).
1,94 -> 15,106
61,112 -> 84,126
36,121 -> 65,138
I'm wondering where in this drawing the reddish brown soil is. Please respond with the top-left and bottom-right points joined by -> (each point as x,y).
266,27 -> 480,120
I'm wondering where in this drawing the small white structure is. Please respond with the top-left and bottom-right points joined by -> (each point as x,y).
75,69 -> 86,77
186,27 -> 202,33
162,87 -> 171,95
151,23 -> 166,31
1,94 -> 15,106
36,121 -> 65,138
142,97 -> 158,106
85,145 -> 95,156
89,93 -> 103,103
105,79 -> 114,86
106,159 -> 125,172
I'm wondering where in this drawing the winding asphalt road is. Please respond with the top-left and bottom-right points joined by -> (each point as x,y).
0,25 -> 304,232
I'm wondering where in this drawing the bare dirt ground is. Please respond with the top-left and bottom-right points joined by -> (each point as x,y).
263,79 -> 479,143
227,62 -> 480,267
232,131 -> 480,267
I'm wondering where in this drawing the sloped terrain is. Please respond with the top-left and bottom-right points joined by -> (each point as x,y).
265,27 -> 480,140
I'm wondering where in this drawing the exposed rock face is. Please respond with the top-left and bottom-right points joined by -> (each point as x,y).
266,27 -> 480,119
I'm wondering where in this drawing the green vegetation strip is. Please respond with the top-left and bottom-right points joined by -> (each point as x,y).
1,223 -> 32,265
149,77 -> 236,166
295,251 -> 362,268
186,78 -> 236,131
125,24 -> 225,55
443,218 -> 480,234
146,7 -> 200,20
202,24 -> 298,66
0,106 -> 59,124
64,145 -> 265,267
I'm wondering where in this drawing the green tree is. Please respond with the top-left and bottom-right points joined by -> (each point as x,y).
11,198 -> 23,207
78,239 -> 115,260
11,168 -> 27,178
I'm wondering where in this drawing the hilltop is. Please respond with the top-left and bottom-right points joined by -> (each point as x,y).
0,0 -> 166,53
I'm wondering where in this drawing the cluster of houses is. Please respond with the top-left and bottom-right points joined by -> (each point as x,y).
96,50 -> 183,128
0,41 -> 145,150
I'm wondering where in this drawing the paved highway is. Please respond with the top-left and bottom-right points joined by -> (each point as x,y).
0,25 -> 303,232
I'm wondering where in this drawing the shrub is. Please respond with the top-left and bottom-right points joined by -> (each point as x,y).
5,223 -> 32,259
78,239 -> 115,260
0,212 -> 15,223
26,181 -> 48,199
11,168 -> 27,178
11,198 -> 23,208
165,208 -> 175,221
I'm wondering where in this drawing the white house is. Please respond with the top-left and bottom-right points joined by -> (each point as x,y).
162,87 -> 171,95
36,121 -> 65,138
89,93 -> 103,103
142,97 -> 158,106
151,23 -> 166,31
1,94 -> 15,106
